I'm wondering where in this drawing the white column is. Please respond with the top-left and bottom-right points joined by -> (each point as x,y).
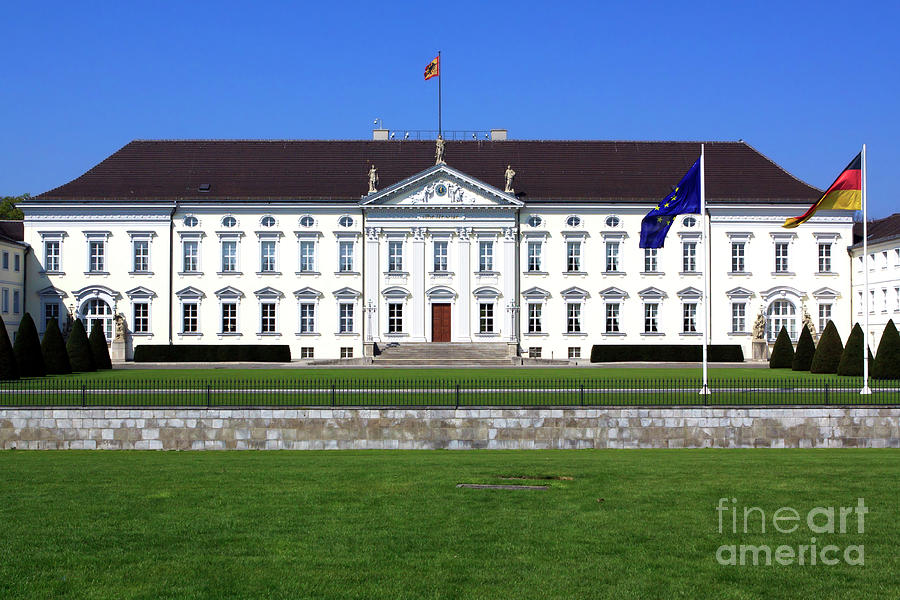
411,227 -> 426,342
502,227 -> 517,338
364,227 -> 381,342
456,228 -> 472,341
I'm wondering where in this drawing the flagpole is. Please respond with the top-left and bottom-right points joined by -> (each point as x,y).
700,144 -> 710,395
861,143 -> 871,394
438,51 -> 442,139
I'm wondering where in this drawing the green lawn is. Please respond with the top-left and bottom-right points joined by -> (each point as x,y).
0,450 -> 896,599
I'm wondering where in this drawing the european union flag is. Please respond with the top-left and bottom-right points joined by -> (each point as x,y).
639,158 -> 701,248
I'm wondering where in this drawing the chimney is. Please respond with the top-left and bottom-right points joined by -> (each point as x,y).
490,129 -> 508,141
372,129 -> 389,141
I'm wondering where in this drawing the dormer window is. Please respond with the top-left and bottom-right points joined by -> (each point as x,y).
299,215 -> 315,228
261,216 -> 276,228
527,216 -> 542,227
605,216 -> 620,228
339,216 -> 354,228
566,215 -> 581,228
222,216 -> 237,228
183,216 -> 199,227
683,216 -> 698,228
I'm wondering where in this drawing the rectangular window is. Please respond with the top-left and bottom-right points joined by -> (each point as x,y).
818,304 -> 831,333
183,241 -> 199,272
182,303 -> 198,333
221,302 -> 237,333
644,303 -> 659,333
299,347 -> 314,359
388,241 -> 403,272
261,302 -> 276,333
731,242 -> 745,273
479,241 -> 493,272
883,288 -> 889,312
133,302 -> 149,334
683,303 -> 697,333
339,303 -> 354,333
529,347 -> 542,359
567,303 -> 581,333
479,303 -> 494,333
896,287 -> 900,312
527,241 -> 541,272
882,251 -> 889,269
857,291 -> 863,314
644,248 -> 658,273
132,240 -> 150,272
299,303 -> 315,333
388,303 -> 403,333
731,302 -> 745,333
605,303 -> 620,333
44,241 -> 60,272
44,302 -> 60,331
339,241 -> 354,272
528,303 -> 542,333
818,243 -> 832,273
340,347 -> 353,359
261,240 -> 277,272
89,241 -> 105,272
433,241 -> 448,272
221,240 -> 237,272
2,289 -> 8,313
14,254 -> 20,272
775,242 -> 789,273
2,252 -> 8,269
682,241 -> 697,273
12,291 -> 20,314
870,290 -> 876,313
567,241 -> 581,272
895,249 -> 900,267
298,241 -> 315,273
568,347 -> 581,359
605,241 -> 619,272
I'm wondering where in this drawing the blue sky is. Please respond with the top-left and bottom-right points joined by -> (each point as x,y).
2,0 -> 897,216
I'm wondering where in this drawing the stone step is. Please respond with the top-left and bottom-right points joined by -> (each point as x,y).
373,358 -> 518,367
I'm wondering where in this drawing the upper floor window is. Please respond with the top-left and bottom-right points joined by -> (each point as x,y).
566,215 -> 581,228
44,241 -> 60,272
527,215 -> 542,227
644,248 -> 658,273
731,242 -> 745,273
775,242 -> 789,273
297,241 -> 315,273
221,240 -> 238,272
2,252 -> 8,270
605,241 -> 619,272
13,254 -> 20,272
299,215 -> 315,228
183,216 -> 198,227
222,216 -> 237,228
388,241 -> 403,272
527,241 -> 542,272
339,241 -> 354,272
133,240 -> 150,273
479,241 -> 493,272
605,216 -> 620,228
89,241 -> 105,272
338,216 -> 354,228
261,215 -> 276,228
818,243 -> 832,273
567,241 -> 581,272
183,241 -> 199,272
682,241 -> 697,273
433,241 -> 448,272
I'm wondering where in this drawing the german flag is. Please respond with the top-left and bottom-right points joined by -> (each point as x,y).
783,153 -> 862,228
424,56 -> 440,80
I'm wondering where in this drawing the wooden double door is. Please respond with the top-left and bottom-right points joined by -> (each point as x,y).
431,303 -> 451,342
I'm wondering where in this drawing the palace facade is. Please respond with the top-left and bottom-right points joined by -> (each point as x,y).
20,136 -> 856,360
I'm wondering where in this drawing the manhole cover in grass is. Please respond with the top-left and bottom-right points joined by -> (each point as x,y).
498,475 -> 573,481
456,484 -> 548,490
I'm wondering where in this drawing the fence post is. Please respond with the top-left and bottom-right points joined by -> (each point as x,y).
824,384 -> 829,406
455,384 -> 460,409
207,385 -> 211,408
331,384 -> 336,407
81,385 -> 86,408
580,384 -> 584,406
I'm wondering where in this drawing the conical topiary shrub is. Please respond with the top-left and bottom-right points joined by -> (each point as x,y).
837,323 -> 869,377
811,320 -> 844,374
89,321 -> 112,370
792,325 -> 816,371
769,326 -> 794,368
41,318 -> 71,375
13,313 -> 45,377
66,319 -> 96,372
0,313 -> 18,380
873,319 -> 900,380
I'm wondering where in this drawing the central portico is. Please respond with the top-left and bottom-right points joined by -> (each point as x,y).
361,164 -> 521,351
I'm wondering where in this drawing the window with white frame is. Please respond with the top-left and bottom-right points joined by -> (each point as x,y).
528,303 -> 542,333
89,240 -> 105,272
299,347 -> 314,359
527,241 -> 541,272
857,291 -> 863,314
260,302 -> 276,333
133,302 -> 149,334
818,243 -> 832,273
895,249 -> 900,267
869,253 -> 875,270
644,303 -> 659,333
883,288 -> 889,312
43,301 -> 60,332
221,240 -> 238,272
731,242 -> 745,273
682,241 -> 697,273
529,347 -> 542,358
896,287 -> 900,312
568,347 -> 581,359
339,241 -> 354,272
605,241 -> 619,272
870,289 -> 875,313
45,241 -> 60,272
388,303 -> 403,333
605,303 -> 620,333
567,241 -> 581,272
183,240 -> 199,272
644,248 -> 658,273
767,300 -> 796,341
566,303 -> 582,333
732,302 -> 746,333
388,241 -> 403,272
182,302 -> 198,333
479,241 -> 493,272
299,303 -> 316,333
433,241 -> 448,272
775,242 -> 789,273
340,347 -> 353,359
82,298 -> 113,340
339,303 -> 354,333
883,251 -> 889,269
260,240 -> 277,272
479,303 -> 494,333
221,302 -> 237,333
132,240 -> 150,272
683,303 -> 697,333
298,240 -> 315,273
818,303 -> 832,332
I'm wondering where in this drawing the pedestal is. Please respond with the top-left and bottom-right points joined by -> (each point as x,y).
364,342 -> 376,357
751,339 -> 769,361
110,339 -> 126,363
507,342 -> 519,358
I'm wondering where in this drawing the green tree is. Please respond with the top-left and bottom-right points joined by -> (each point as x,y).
769,327 -> 794,369
811,321 -> 844,374
41,318 -> 71,375
873,320 -> 900,380
0,313 -> 19,380
13,313 -> 46,377
837,323 -> 870,377
66,320 -> 95,372
89,321 -> 112,370
792,325 -> 816,371
0,194 -> 27,220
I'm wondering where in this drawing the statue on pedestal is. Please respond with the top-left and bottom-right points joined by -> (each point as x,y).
752,311 -> 766,341
801,306 -> 817,341
504,164 -> 516,194
435,137 -> 445,165
114,313 -> 126,342
368,165 -> 378,194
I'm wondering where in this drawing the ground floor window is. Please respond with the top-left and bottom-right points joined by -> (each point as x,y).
182,303 -> 198,334
731,302 -> 746,333
339,303 -> 354,333
299,303 -> 315,334
644,303 -> 658,333
683,303 -> 697,333
818,303 -> 832,333
767,300 -> 796,341
567,303 -> 581,333
82,298 -> 113,340
133,302 -> 149,334
43,301 -> 60,332
528,303 -> 542,333
605,303 -> 619,333
221,302 -> 237,333
340,347 -> 353,359
568,347 -> 580,359
529,347 -> 542,358
479,303 -> 494,333
299,347 -> 314,359
260,302 -> 276,333
388,303 -> 403,333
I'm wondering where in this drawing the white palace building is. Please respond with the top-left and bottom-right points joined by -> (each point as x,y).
19,132 -> 857,361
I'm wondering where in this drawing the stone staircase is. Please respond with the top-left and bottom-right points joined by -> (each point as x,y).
374,342 -> 516,366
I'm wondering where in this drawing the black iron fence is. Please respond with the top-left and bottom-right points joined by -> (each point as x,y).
0,377 -> 898,408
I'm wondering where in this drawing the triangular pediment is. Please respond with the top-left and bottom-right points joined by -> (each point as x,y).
360,164 -> 522,207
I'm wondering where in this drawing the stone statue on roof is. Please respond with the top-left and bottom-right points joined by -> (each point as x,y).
504,164 -> 516,194
435,137 -> 445,165
368,165 -> 378,194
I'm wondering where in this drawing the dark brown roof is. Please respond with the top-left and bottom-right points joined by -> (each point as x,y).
852,213 -> 900,247
35,140 -> 822,204
0,221 -> 24,245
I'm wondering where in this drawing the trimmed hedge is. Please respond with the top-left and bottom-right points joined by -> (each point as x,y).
13,313 -> 46,377
810,321 -> 843,374
837,323 -> 870,377
791,326 -> 816,371
41,318 -> 72,375
89,321 -> 112,370
769,327 -> 794,369
0,313 -> 18,380
589,344 -> 743,363
66,320 -> 96,372
873,319 -> 900,380
134,345 -> 292,363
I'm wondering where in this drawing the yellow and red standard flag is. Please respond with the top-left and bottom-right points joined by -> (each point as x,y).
783,153 -> 862,228
424,56 -> 440,80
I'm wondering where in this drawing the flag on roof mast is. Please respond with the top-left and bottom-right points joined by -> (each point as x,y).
782,153 -> 862,228
424,55 -> 440,80
639,158 -> 701,248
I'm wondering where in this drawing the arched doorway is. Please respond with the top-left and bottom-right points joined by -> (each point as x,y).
79,298 -> 113,341
767,299 -> 796,342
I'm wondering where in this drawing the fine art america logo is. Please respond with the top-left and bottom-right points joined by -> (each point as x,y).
715,498 -> 867,566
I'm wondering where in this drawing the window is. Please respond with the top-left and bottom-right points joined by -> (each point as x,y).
133,302 -> 149,334
299,347 -> 314,359
183,216 -> 198,227
298,240 -> 315,273
605,216 -> 620,228
527,215 -> 542,227
261,302 -> 276,333
818,304 -> 832,333
527,242 -> 542,272
869,253 -> 875,270
528,303 -> 542,333
567,241 -> 581,272
896,287 -> 900,312
870,289 -> 875,313
767,300 -> 796,341
644,303 -> 659,333
479,303 -> 494,333
566,215 -> 581,227
388,303 -> 403,333
2,252 -> 8,269
2,289 -> 8,312
479,241 -> 493,272
883,251 -> 889,269
605,241 -> 619,272
683,216 -> 697,228
568,347 -> 581,359
261,215 -> 276,228
857,291 -> 863,314
14,254 -> 20,272
388,241 -> 403,272
298,303 -> 316,333
433,241 -> 448,272
339,216 -> 354,227
818,243 -> 832,273
132,240 -> 150,272
605,303 -> 620,333
567,303 -> 581,333
339,303 -> 354,333
731,242 -> 745,273
682,241 -> 697,273
529,347 -> 542,358
222,216 -> 237,227
883,288 -> 889,312
732,302 -> 746,333
182,303 -> 199,333
260,240 -> 277,272
44,302 -> 60,332
221,241 -> 238,272
82,298 -> 113,340
683,303 -> 697,333
339,241 -> 354,272
183,241 -> 199,272
340,347 -> 353,359
644,248 -> 658,273
13,291 -> 20,314
89,241 -> 105,272
775,242 -> 789,273
221,302 -> 237,333
299,215 -> 314,228
44,241 -> 60,272
895,249 -> 900,267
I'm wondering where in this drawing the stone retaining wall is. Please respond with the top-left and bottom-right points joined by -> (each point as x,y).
1,407 -> 898,450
